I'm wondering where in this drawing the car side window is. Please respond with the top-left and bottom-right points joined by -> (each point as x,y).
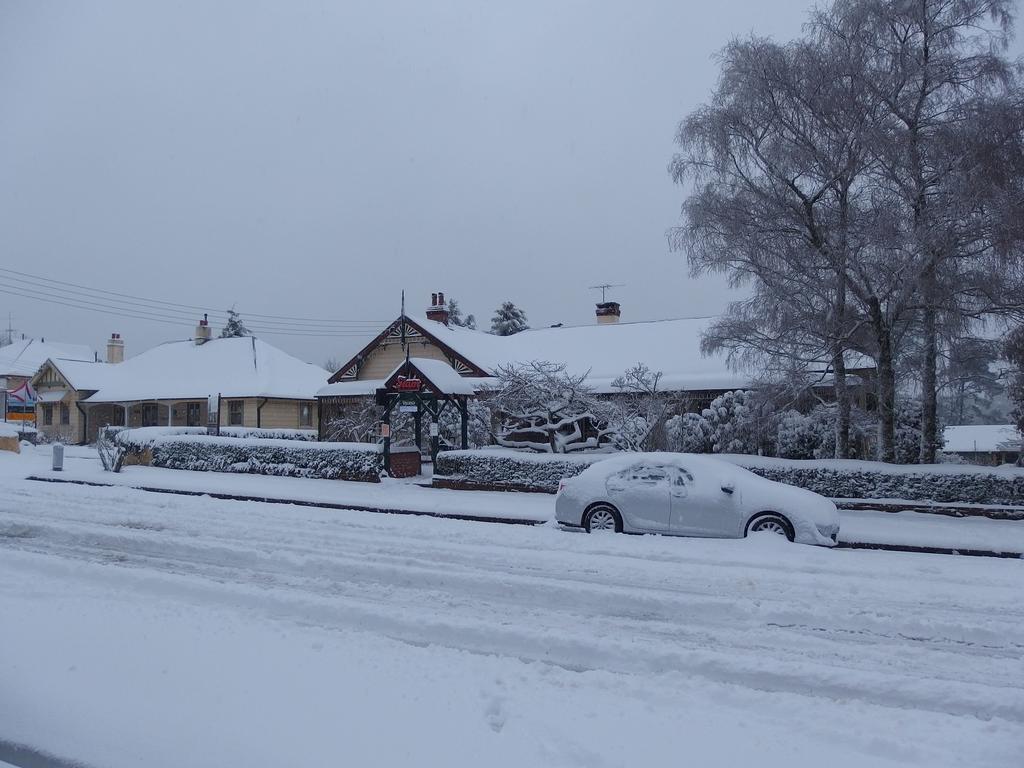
610,463 -> 670,488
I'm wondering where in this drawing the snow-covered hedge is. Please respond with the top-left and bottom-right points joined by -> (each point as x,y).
720,455 -> 1024,507
433,448 -> 608,492
146,434 -> 383,482
434,448 -> 1024,505
114,426 -> 316,452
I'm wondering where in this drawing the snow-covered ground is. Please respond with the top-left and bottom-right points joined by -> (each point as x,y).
1,447 -> 1023,767
6,444 -> 1024,552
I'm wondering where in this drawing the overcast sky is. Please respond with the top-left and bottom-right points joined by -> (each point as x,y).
2,1 -> 1022,367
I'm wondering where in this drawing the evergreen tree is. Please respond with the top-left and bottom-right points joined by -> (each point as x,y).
447,299 -> 476,330
490,301 -> 528,336
219,309 -> 250,338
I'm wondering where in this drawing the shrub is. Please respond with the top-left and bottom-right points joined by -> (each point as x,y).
722,455 -> 1024,507
116,432 -> 383,482
434,448 -> 606,492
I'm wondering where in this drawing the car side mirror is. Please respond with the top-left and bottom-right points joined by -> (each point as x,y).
721,482 -> 735,495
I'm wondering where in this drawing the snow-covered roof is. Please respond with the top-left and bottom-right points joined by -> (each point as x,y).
43,358 -> 121,392
397,358 -> 477,395
405,315 -> 752,392
85,337 -> 329,403
943,425 -> 1022,454
318,379 -> 386,397
0,338 -> 95,379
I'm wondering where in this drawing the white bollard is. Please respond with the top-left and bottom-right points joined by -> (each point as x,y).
52,442 -> 64,472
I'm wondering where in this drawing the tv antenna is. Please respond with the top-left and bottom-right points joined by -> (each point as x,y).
588,283 -> 625,302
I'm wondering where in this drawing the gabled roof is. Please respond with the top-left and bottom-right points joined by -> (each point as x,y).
943,424 -> 1022,453
84,336 -> 329,403
384,357 -> 477,395
37,358 -> 121,393
0,338 -> 95,379
333,314 -> 753,394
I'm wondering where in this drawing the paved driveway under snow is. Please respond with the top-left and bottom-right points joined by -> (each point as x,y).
0,467 -> 1021,768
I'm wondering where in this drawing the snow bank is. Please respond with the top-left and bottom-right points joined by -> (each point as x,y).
434,447 -> 607,492
0,422 -> 19,438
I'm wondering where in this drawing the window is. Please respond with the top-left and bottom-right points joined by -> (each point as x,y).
299,402 -> 312,427
672,467 -> 695,486
186,402 -> 202,427
228,400 -> 244,426
42,404 -> 53,426
60,403 -> 70,425
142,404 -> 158,427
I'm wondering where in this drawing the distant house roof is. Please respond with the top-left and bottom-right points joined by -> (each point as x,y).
372,315 -> 752,393
84,336 -> 329,403
943,424 -> 1023,454
0,338 -> 95,379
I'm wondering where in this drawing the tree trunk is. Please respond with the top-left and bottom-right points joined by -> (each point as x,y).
832,346 -> 852,459
919,265 -> 939,463
868,297 -> 896,462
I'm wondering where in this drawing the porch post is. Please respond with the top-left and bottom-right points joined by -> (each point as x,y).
123,404 -> 130,428
167,401 -> 173,426
381,398 -> 392,475
459,397 -> 468,449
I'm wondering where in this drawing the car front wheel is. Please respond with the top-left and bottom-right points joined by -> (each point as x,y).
745,513 -> 794,542
584,503 -> 622,533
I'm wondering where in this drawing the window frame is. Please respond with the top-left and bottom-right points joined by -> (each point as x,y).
141,403 -> 159,427
298,402 -> 313,428
42,404 -> 53,426
228,400 -> 244,426
59,403 -> 70,425
186,402 -> 202,427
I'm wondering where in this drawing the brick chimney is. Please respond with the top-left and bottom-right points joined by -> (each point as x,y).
426,291 -> 449,325
106,333 -> 125,363
194,314 -> 212,345
596,301 -> 621,325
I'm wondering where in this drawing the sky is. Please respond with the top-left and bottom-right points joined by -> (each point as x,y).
2,1 -> 1022,368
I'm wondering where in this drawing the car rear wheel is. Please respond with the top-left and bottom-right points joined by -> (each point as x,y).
584,503 -> 622,533
745,513 -> 794,542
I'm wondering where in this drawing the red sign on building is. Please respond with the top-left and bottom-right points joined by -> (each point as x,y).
393,375 -> 422,392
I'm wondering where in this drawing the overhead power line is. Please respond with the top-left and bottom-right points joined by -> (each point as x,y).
0,271 -> 392,337
0,267 -> 389,327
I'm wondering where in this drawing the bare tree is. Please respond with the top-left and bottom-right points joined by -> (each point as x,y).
482,361 -> 609,453
606,363 -> 670,451
670,32 -> 880,458
826,0 -> 1024,461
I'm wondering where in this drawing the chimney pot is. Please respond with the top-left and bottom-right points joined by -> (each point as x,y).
425,290 -> 450,326
106,332 -> 125,363
195,315 -> 212,345
595,301 -> 621,325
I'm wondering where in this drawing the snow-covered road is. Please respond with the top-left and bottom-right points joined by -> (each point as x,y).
1,470 -> 1022,767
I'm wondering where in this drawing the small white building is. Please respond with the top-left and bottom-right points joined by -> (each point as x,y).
942,424 -> 1022,466
32,320 -> 329,444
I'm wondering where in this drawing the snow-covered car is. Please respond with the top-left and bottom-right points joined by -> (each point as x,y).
555,453 -> 839,546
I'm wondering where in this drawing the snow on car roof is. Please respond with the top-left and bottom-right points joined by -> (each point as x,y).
0,338 -> 95,378
405,314 -> 752,393
943,424 -> 1023,453
86,336 -> 329,402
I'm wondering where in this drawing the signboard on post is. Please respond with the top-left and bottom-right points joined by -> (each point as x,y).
393,375 -> 422,392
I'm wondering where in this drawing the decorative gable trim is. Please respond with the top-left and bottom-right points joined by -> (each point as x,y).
327,316 -> 488,384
